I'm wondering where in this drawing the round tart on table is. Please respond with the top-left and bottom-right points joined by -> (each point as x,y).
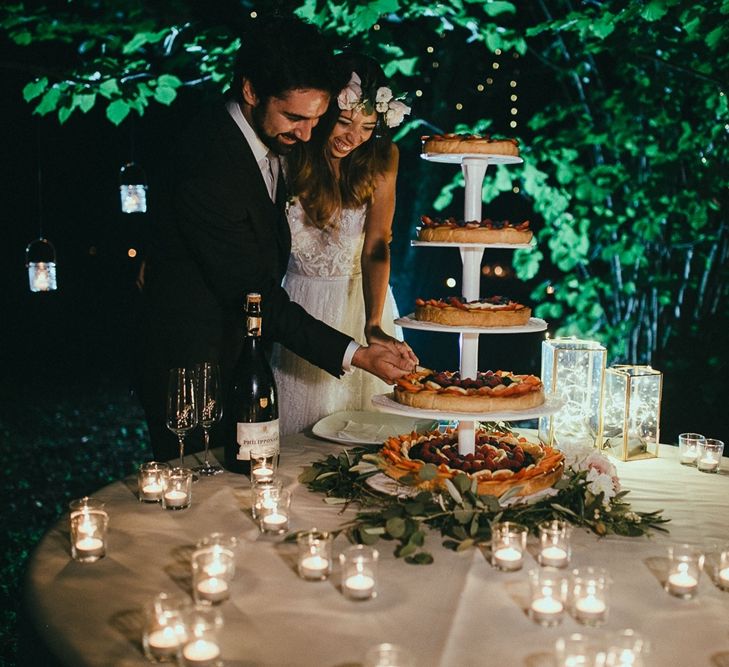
414,295 -> 532,327
394,368 -> 545,413
378,427 -> 564,498
421,133 -> 520,157
418,214 -> 533,244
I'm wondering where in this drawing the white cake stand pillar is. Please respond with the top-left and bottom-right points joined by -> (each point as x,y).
458,157 -> 489,456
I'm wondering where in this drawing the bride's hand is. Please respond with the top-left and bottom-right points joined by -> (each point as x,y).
364,325 -> 419,371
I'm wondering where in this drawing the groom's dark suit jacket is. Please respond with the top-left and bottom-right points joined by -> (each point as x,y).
138,103 -> 352,458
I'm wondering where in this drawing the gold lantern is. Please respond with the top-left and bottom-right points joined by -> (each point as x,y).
601,365 -> 662,461
25,237 -> 58,292
539,337 -> 607,449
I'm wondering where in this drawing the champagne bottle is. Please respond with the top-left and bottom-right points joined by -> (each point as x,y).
225,292 -> 279,474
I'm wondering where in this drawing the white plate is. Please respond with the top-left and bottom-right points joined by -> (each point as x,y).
371,393 -> 565,422
411,240 -> 533,249
311,410 -> 439,445
395,315 -> 548,335
420,153 -> 523,165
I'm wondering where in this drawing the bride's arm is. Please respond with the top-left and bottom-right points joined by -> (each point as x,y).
361,143 -> 399,345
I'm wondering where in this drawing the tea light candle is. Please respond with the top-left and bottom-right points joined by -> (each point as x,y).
680,447 -> 698,465
148,626 -> 186,658
539,545 -> 569,568
300,555 -> 330,580
261,512 -> 288,533
718,566 -> 729,590
667,565 -> 698,597
493,546 -> 523,571
183,638 -> 221,665
251,466 -> 275,482
74,536 -> 105,558
195,577 -> 229,603
343,573 -> 376,600
164,489 -> 189,508
140,481 -> 164,502
697,454 -> 719,472
575,594 -> 607,623
529,595 -> 564,625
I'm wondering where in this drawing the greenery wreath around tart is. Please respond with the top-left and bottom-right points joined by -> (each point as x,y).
414,295 -> 532,327
378,427 -> 565,498
417,215 -> 532,244
393,368 -> 545,413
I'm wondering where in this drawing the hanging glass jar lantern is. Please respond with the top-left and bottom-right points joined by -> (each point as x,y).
26,237 -> 58,292
119,162 -> 147,214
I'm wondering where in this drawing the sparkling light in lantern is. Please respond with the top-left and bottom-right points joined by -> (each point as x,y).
26,238 -> 58,293
119,162 -> 148,214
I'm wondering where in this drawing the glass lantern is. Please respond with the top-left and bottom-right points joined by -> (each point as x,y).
119,161 -> 147,214
539,338 -> 607,449
601,365 -> 662,461
25,237 -> 58,292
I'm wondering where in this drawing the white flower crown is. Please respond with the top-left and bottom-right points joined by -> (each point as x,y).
336,71 -> 411,128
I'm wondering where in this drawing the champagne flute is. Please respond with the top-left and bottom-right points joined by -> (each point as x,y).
166,367 -> 198,468
193,361 -> 224,476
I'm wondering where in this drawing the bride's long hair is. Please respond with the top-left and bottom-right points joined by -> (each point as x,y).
288,53 -> 394,230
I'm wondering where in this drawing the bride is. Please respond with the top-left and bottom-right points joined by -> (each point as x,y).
272,53 -> 413,436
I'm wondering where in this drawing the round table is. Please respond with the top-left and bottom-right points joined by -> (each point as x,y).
24,432 -> 729,666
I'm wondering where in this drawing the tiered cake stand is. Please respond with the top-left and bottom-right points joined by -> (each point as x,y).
373,152 -> 562,455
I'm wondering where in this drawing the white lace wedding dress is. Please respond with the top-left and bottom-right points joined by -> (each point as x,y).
271,198 -> 402,436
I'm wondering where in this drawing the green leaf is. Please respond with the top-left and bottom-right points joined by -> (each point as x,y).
23,78 -> 48,103
418,463 -> 437,481
154,86 -> 177,105
457,538 -> 475,552
406,552 -> 434,565
386,517 -> 406,538
641,0 -> 669,21
705,25 -> 725,50
454,508 -> 474,524
445,478 -> 463,504
157,74 -> 183,89
75,93 -> 96,113
383,57 -> 418,78
323,497 -> 348,505
34,87 -> 61,116
98,79 -> 121,99
58,106 -> 73,124
478,1 -> 516,17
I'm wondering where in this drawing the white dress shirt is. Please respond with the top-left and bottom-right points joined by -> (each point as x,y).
225,100 -> 359,373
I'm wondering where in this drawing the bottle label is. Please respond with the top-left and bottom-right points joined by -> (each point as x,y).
236,420 -> 280,460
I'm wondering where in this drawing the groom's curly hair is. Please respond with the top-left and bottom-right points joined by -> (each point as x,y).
230,16 -> 338,103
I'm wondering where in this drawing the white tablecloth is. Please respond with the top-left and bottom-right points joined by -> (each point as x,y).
24,435 -> 729,666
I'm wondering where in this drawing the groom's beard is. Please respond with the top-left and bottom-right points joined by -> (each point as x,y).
251,104 -> 298,156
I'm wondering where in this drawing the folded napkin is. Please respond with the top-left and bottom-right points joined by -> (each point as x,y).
336,420 -> 390,442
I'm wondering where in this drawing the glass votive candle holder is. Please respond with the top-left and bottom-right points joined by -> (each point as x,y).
605,629 -> 647,667
195,533 -> 238,577
340,545 -> 378,601
180,606 -> 224,667
678,432 -> 705,466
251,479 -> 284,520
570,567 -> 610,626
363,642 -> 415,667
538,520 -> 572,568
142,592 -> 189,663
696,438 -> 724,473
717,547 -> 729,591
68,496 -> 105,530
297,529 -> 333,581
555,633 -> 606,667
250,443 -> 279,485
665,543 -> 704,599
138,462 -> 170,503
528,568 -> 567,627
491,522 -> 527,571
70,508 -> 109,563
258,488 -> 291,534
162,467 -> 193,510
192,547 -> 235,605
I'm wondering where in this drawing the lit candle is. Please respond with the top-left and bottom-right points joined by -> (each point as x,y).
719,566 -> 729,590
261,512 -> 288,533
203,559 -> 228,578
539,545 -> 569,568
74,536 -> 105,558
252,467 -> 274,482
343,573 -> 375,600
680,447 -> 697,465
164,489 -> 189,509
148,626 -> 186,658
140,481 -> 164,502
697,455 -> 719,472
299,555 -> 330,580
195,577 -> 229,603
529,595 -> 564,625
182,639 -> 221,665
493,546 -> 523,571
667,564 -> 698,597
575,594 -> 607,624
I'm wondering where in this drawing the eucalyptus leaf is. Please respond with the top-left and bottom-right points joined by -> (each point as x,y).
444,479 -> 463,504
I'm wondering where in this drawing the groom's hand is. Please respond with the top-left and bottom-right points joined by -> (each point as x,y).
351,338 -> 419,384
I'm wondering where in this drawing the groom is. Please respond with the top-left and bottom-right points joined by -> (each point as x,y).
137,16 -> 417,461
